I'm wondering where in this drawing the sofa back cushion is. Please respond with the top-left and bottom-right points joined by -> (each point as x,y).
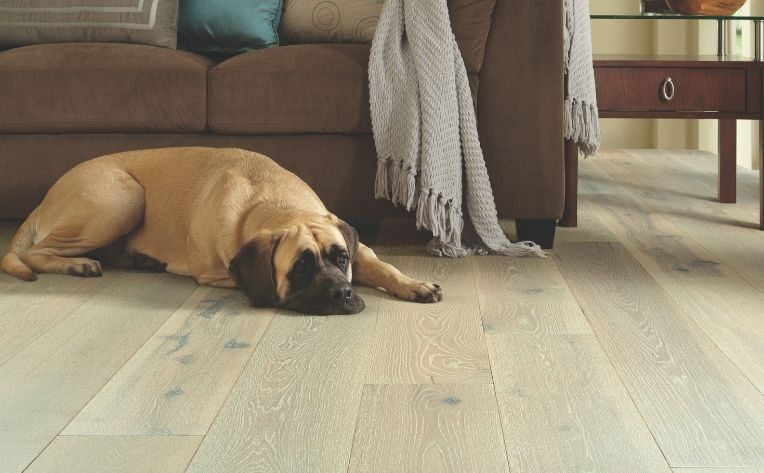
0,0 -> 179,49
278,0 -> 495,74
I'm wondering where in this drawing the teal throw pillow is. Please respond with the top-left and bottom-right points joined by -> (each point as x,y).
179,0 -> 283,55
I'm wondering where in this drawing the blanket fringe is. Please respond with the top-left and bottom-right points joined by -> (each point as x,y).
564,97 -> 600,156
375,158 -> 417,210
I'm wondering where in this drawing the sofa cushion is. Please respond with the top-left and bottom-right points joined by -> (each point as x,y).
209,43 -> 372,134
0,43 -> 215,133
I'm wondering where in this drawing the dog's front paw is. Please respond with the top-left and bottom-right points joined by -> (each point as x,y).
394,281 -> 443,303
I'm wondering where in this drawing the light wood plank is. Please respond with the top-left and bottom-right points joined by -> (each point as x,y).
578,152 -> 764,396
659,277 -> 764,394
185,288 -> 379,473
579,156 -> 630,196
595,152 -> 764,289
489,333 -> 671,473
627,149 -> 761,224
64,286 -> 275,435
0,274 -> 115,367
0,272 -> 197,473
365,256 -> 491,384
667,149 -> 760,203
672,469 -> 764,472
24,436 -> 202,473
555,242 -> 764,467
586,192 -> 726,279
348,384 -> 509,473
556,198 -> 619,243
473,255 -> 592,335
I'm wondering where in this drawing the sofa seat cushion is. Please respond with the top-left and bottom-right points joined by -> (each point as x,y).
0,43 -> 215,133
209,43 -> 372,134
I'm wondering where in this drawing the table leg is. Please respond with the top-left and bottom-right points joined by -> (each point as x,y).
559,139 -> 578,227
760,119 -> 764,229
718,118 -> 737,204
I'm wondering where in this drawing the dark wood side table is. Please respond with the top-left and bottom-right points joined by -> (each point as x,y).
560,14 -> 764,231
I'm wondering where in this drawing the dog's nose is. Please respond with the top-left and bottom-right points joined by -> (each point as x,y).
330,283 -> 354,302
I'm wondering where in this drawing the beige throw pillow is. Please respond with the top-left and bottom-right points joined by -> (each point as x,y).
279,0 -> 382,44
0,0 -> 179,49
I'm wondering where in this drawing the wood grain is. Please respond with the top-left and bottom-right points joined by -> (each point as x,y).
667,149 -> 760,215
489,333 -> 671,473
659,277 -> 764,394
595,66 -> 747,113
587,192 -> 726,279
555,242 -> 764,467
0,273 -> 114,367
0,272 -> 197,473
64,286 -> 275,435
595,151 -> 764,288
364,256 -> 491,384
556,198 -> 619,243
348,384 -> 509,473
580,153 -> 764,397
472,255 -> 592,335
24,436 -> 202,473
185,288 -> 378,473
672,469 -> 764,473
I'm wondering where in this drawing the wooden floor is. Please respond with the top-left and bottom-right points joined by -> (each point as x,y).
1,149 -> 763,473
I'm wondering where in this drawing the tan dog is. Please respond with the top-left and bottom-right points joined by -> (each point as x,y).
1,147 -> 442,314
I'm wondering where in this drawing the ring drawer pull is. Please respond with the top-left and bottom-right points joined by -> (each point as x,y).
661,77 -> 675,102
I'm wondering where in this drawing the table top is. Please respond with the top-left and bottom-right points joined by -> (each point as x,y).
592,14 -> 764,21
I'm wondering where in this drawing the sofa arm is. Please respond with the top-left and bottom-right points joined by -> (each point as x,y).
476,0 -> 565,220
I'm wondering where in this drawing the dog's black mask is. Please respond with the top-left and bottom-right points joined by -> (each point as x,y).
229,220 -> 363,315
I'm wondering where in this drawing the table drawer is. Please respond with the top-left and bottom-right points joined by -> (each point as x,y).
595,67 -> 747,113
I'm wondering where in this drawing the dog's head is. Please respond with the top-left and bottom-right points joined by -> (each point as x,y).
228,214 -> 364,315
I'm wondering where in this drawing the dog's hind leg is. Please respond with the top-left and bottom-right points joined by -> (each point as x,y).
20,167 -> 145,278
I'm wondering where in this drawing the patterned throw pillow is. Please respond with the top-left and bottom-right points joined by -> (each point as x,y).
279,0 -> 382,44
0,0 -> 179,49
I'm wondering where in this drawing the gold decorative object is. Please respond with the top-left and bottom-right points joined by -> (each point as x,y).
665,0 -> 747,15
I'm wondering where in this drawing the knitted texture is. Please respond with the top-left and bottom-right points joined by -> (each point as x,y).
564,0 -> 600,155
369,0 -> 597,257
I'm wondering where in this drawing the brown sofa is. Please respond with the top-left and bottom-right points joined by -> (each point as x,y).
0,0 -> 564,246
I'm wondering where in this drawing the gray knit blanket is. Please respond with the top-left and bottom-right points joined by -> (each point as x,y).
369,0 -> 599,257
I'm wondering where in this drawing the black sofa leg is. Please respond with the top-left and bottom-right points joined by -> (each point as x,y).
516,219 -> 557,249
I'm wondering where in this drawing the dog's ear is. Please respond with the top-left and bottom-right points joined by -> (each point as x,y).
229,233 -> 280,307
335,219 -> 359,263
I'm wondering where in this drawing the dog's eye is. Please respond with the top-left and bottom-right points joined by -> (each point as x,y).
336,254 -> 348,269
293,252 -> 314,273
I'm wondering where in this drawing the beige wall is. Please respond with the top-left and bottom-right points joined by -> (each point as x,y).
590,0 -> 759,169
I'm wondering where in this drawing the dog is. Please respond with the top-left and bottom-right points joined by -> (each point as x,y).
1,147 -> 442,314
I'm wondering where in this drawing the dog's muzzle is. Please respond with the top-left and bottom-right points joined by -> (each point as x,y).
280,273 -> 365,315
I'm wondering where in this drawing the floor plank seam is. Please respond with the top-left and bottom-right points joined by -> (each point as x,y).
486,364 -> 514,473
180,308 -> 279,472
552,253 -> 676,470
592,158 -> 764,297
13,280 -> 198,473
0,274 -> 122,371
343,384 -> 368,473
